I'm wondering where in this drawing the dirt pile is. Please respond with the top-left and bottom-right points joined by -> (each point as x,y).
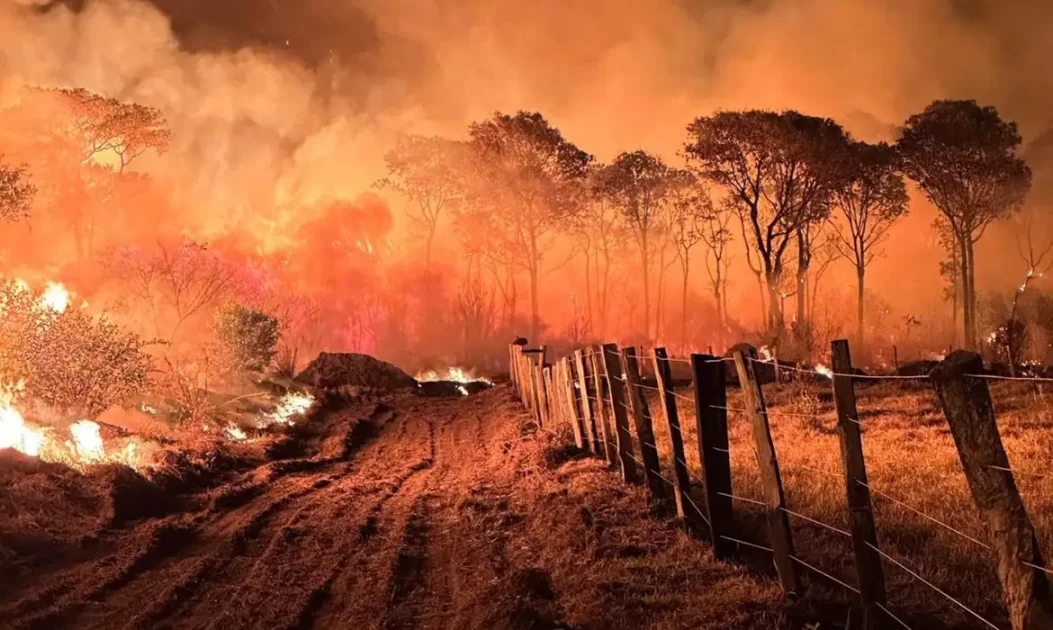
296,352 -> 417,390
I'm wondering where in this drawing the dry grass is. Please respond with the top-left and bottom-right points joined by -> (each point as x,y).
639,377 -> 1053,629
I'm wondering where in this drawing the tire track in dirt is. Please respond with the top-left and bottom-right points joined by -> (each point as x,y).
0,404 -> 398,630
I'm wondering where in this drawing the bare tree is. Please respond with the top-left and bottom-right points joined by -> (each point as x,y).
830,141 -> 909,348
664,171 -> 712,345
467,111 -> 591,340
378,135 -> 464,271
701,199 -> 734,351
898,100 -> 1032,348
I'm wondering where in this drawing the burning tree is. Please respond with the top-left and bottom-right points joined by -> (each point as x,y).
466,111 -> 592,340
664,171 -> 712,345
830,141 -> 910,349
0,279 -> 152,416
897,100 -> 1032,349
700,198 -> 734,351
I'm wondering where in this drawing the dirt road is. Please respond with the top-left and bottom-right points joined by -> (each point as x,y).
0,387 -> 788,630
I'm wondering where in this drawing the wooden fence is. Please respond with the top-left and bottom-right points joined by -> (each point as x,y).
509,340 -> 1053,630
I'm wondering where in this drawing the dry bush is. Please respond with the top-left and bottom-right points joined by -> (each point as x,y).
0,279 -> 152,416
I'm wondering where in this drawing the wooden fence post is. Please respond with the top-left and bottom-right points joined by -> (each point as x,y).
509,345 -> 518,395
653,348 -> 697,530
691,354 -> 735,560
575,349 -> 601,454
892,345 -> 899,374
733,347 -> 799,594
590,346 -> 618,465
533,346 -> 548,428
542,366 -> 553,430
830,340 -> 886,629
622,347 -> 666,501
602,343 -> 640,484
566,357 -> 587,449
931,351 -> 1053,630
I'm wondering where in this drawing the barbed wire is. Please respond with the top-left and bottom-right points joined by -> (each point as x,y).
859,480 -> 990,551
864,542 -> 1000,630
717,491 -> 766,507
966,373 -> 1053,383
747,357 -> 930,381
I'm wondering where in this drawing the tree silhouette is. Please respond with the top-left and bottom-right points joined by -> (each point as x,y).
379,135 -> 465,271
665,170 -> 712,345
830,141 -> 909,348
700,198 -> 734,351
594,151 -> 673,340
467,111 -> 591,340
685,110 -> 847,334
898,100 -> 1031,348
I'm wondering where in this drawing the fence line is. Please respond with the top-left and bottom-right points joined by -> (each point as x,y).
509,340 -> 1049,630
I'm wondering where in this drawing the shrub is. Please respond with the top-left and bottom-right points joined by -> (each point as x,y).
213,303 -> 279,374
0,279 -> 152,415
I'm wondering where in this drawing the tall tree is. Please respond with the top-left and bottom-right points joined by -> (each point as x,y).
830,141 -> 910,347
467,111 -> 591,340
701,199 -> 734,351
685,110 -> 847,334
665,170 -> 712,345
595,151 -> 673,340
379,135 -> 464,271
898,100 -> 1031,348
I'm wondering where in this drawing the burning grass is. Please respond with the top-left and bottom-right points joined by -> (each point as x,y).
642,378 -> 1053,629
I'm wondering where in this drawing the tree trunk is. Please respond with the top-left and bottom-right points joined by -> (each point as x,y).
583,249 -> 594,338
959,237 -> 974,350
796,230 -> 810,328
641,233 -> 651,341
967,238 -> 978,351
656,246 -> 666,341
681,259 -> 690,346
766,270 -> 783,333
857,265 -> 866,351
755,271 -> 767,329
600,248 -> 611,338
530,233 -> 540,341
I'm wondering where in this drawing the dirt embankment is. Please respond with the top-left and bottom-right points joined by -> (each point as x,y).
0,386 -> 795,630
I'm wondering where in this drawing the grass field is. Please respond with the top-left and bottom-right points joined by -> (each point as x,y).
636,375 -> 1053,629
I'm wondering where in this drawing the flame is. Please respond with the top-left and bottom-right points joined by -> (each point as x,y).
224,424 -> 248,441
415,367 -> 493,385
456,385 -> 469,396
814,364 -> 834,379
0,405 -> 46,457
0,403 -> 145,470
758,346 -> 774,362
39,282 -> 70,313
68,420 -> 104,461
256,392 -> 315,428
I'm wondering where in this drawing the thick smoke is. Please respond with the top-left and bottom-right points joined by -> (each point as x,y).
1,0 -> 1052,350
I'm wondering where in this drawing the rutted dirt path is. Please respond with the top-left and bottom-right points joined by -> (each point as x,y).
0,387 -> 791,630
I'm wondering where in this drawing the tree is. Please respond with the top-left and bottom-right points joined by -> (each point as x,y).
378,135 -> 464,271
898,100 -> 1032,348
685,110 -> 848,334
665,171 -> 713,345
214,303 -> 280,373
700,199 -> 734,351
830,141 -> 910,348
595,151 -> 673,339
0,158 -> 34,222
50,88 -> 172,172
467,111 -> 592,340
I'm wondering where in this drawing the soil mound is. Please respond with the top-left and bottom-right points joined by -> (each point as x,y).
295,352 -> 417,390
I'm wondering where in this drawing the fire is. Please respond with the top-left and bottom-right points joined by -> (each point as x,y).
39,282 -> 70,313
814,363 -> 834,379
224,424 -> 248,441
0,404 -> 145,470
68,420 -> 104,461
0,405 -> 46,457
456,385 -> 469,397
256,392 -> 315,428
758,346 -> 774,362
415,367 -> 493,385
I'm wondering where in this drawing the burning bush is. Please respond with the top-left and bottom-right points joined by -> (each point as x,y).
0,279 -> 152,416
213,303 -> 279,374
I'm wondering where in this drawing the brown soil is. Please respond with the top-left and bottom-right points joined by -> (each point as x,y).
295,352 -> 417,390
0,386 -> 798,630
